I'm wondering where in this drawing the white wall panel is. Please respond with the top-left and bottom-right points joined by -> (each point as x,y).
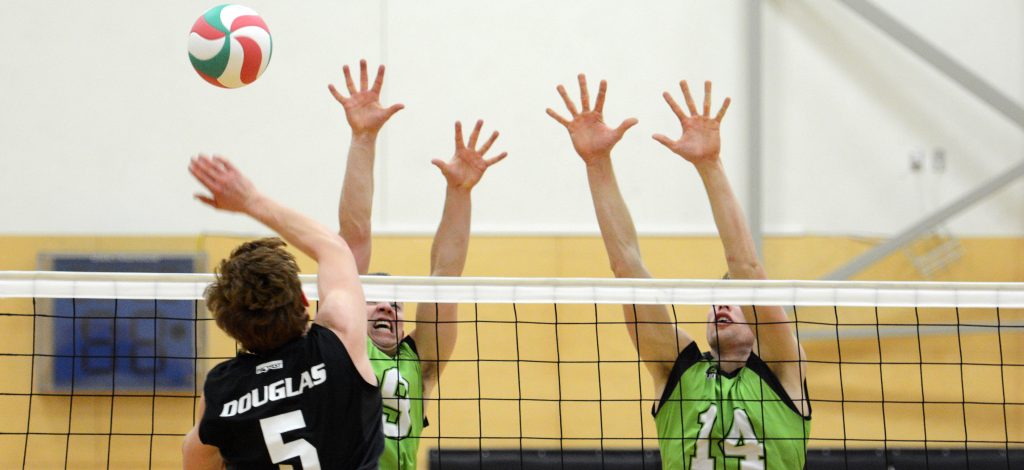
0,1 -> 1020,236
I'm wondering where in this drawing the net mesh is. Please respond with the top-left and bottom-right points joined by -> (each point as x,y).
0,272 -> 1022,469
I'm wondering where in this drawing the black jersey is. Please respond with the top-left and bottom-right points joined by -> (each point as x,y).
199,324 -> 384,470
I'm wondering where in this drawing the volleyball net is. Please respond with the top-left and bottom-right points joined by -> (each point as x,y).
0,272 -> 1022,469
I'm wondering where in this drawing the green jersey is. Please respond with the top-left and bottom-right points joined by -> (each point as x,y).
654,342 -> 811,469
368,336 -> 426,470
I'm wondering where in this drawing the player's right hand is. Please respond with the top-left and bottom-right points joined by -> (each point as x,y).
546,74 -> 638,165
189,154 -> 260,214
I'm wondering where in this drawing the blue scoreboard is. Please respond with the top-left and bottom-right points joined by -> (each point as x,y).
46,255 -> 201,392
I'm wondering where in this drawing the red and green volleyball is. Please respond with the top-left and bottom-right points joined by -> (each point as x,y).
188,4 -> 272,89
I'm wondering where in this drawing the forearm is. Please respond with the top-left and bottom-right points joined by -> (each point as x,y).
430,187 -> 471,276
695,160 -> 764,279
414,189 -> 469,378
338,132 -> 378,273
263,184 -> 365,338
247,194 -> 347,263
585,158 -> 649,278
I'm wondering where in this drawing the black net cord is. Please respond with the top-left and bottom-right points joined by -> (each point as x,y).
395,305 -> 404,470
512,303 -> 524,470
192,299 -> 200,453
552,304 -> 565,469
995,307 -> 1011,469
473,303 -> 483,468
913,305 -> 932,468
832,306 -> 850,470
873,306 -> 890,468
105,298 -> 118,470
670,304 -> 686,470
21,298 -> 38,469
593,303 -> 605,469
793,305 -> 809,459
753,305 -> 769,463
148,299 -> 158,468
631,304 -> 646,469
433,302 -> 443,470
955,307 -> 971,470
63,298 -> 78,470
713,309 -> 728,462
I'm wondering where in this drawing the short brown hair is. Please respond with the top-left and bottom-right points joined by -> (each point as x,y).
205,238 -> 308,354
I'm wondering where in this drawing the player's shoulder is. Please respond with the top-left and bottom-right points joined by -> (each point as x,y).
674,343 -> 717,387
675,342 -> 708,373
304,323 -> 352,355
400,335 -> 421,359
205,352 -> 256,382
742,352 -> 811,418
653,341 -> 706,416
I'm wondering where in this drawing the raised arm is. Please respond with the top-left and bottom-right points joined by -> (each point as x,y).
547,74 -> 691,394
189,155 -> 375,384
411,120 -> 506,396
329,60 -> 405,274
654,81 -> 807,408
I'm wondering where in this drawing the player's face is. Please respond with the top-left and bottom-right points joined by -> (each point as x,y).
366,300 -> 405,355
706,304 -> 755,356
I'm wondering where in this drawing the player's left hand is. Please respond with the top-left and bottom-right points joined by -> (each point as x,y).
431,120 -> 507,192
189,154 -> 260,213
653,80 -> 731,167
328,59 -> 405,136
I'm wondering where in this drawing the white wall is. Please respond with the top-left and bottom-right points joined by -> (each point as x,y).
764,0 -> 1024,237
0,0 -> 1021,236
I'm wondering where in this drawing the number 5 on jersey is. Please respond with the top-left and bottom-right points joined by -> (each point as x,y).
260,410 -> 321,470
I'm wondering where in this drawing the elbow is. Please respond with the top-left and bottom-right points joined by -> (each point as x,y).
608,260 -> 631,278
311,235 -> 352,264
430,257 -> 465,277
339,220 -> 371,248
182,436 -> 195,470
609,251 -> 649,279
725,257 -> 767,280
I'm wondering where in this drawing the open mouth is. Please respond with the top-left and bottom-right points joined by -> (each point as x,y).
373,320 -> 394,333
715,313 -> 734,326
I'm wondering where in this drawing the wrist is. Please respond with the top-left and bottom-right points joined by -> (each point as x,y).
350,130 -> 379,143
446,184 -> 473,197
692,155 -> 723,174
584,155 -> 614,173
582,151 -> 613,168
242,192 -> 269,216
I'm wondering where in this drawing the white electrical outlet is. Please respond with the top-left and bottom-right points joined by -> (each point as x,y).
909,149 -> 925,172
932,148 -> 947,173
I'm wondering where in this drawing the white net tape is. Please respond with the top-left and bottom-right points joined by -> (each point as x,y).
2,271 -> 1023,307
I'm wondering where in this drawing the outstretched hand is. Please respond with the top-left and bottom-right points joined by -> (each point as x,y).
189,154 -> 259,213
328,59 -> 405,135
546,74 -> 638,165
431,120 -> 507,192
653,80 -> 731,167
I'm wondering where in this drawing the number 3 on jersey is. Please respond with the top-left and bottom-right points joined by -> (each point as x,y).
691,404 -> 764,469
260,410 -> 321,470
380,367 -> 412,438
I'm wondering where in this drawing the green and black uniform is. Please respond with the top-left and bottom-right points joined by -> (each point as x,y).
368,337 -> 427,470
653,342 -> 811,469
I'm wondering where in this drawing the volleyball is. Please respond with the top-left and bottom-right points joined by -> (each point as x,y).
188,4 -> 272,89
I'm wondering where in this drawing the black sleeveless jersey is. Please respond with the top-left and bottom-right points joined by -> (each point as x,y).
199,324 -> 384,469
